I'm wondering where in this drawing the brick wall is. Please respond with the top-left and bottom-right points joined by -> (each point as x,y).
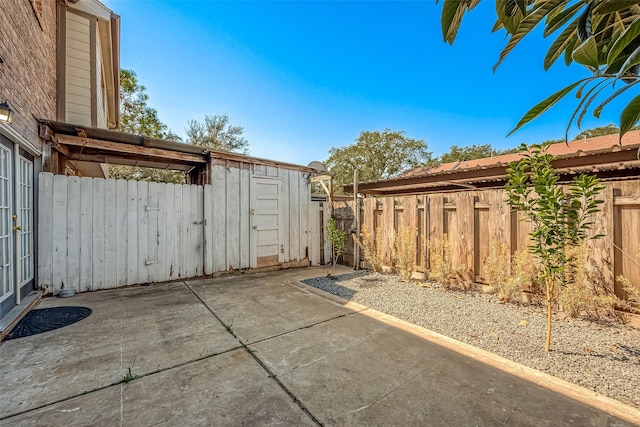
0,0 -> 57,153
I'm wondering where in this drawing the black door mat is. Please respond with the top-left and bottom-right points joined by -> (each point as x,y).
3,306 -> 92,341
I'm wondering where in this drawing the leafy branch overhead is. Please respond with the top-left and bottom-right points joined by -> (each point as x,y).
441,0 -> 640,140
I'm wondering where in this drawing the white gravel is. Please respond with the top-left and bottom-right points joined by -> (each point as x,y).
302,271 -> 640,409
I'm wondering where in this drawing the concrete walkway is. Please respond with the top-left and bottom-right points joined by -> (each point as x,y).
0,267 -> 637,426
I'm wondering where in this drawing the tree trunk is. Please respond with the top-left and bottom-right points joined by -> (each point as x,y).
545,275 -> 554,352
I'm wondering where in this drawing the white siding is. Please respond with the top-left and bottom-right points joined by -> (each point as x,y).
95,25 -> 107,129
65,11 -> 92,126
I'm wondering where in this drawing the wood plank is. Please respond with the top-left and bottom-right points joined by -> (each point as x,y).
37,173 -> 54,291
175,184 -> 184,278
281,169 -> 291,261
66,176 -> 81,292
203,185 -> 214,275
309,201 -> 320,266
300,172 -> 310,262
290,172 -> 300,261
213,165 -> 227,271
226,167 -> 240,269
381,197 -> 395,267
126,180 -> 138,285
181,184 -> 191,278
79,177 -> 93,292
240,166 -> 250,269
156,182 -> 168,282
194,185 -> 204,276
147,181 -> 159,283
165,183 -> 176,280
52,175 -> 68,293
55,134 -> 207,164
429,194 -> 444,244
323,202 -> 331,264
104,178 -> 118,288
455,193 -> 475,282
91,177 -> 105,290
137,180 -> 149,283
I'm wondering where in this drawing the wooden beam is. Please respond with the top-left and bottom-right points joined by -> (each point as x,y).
55,134 -> 207,164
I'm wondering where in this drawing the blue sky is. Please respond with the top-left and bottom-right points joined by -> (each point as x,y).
102,0 -> 624,166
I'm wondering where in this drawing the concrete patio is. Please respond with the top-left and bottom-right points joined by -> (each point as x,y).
0,266 -> 637,426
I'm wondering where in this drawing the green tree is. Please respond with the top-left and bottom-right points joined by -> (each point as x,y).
326,218 -> 347,276
326,129 -> 432,194
119,69 -> 178,141
574,124 -> 619,140
113,69 -> 185,183
438,144 -> 506,164
441,1 -> 640,140
185,114 -> 249,154
506,143 -> 603,352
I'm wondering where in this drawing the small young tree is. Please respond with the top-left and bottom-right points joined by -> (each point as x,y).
506,143 -> 603,352
326,218 -> 346,276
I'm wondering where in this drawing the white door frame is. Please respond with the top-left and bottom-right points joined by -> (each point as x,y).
249,176 -> 283,269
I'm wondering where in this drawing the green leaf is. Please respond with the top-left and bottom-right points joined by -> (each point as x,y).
594,0 -> 640,15
544,2 -> 582,37
619,45 -> 640,75
544,21 -> 579,69
441,0 -> 481,44
593,80 -> 638,118
607,16 -> 640,67
572,36 -> 600,69
508,79 -> 587,136
494,0 -> 564,71
619,93 -> 640,138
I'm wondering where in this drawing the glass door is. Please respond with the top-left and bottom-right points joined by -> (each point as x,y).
0,139 -> 13,310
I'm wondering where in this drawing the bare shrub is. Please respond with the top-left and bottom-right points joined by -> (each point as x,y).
428,235 -> 457,289
483,241 -> 513,300
361,227 -> 383,273
393,226 -> 415,281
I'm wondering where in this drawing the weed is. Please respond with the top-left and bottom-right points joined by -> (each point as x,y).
326,218 -> 347,276
617,275 -> 640,314
225,322 -> 234,334
428,235 -> 458,289
393,226 -> 415,281
361,227 -> 383,273
122,366 -> 137,383
483,241 -> 512,300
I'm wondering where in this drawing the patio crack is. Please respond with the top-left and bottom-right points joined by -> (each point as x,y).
185,283 -> 324,426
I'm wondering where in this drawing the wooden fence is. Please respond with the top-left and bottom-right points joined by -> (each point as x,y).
38,168 -> 321,295
335,181 -> 640,296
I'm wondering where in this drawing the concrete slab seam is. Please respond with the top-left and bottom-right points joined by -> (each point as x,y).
292,278 -> 640,426
245,309 -> 365,347
0,345 -> 244,422
184,283 -> 324,426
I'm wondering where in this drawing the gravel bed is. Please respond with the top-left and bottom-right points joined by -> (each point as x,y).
302,271 -> 640,409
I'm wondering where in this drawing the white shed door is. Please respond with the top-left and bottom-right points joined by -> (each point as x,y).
250,177 -> 282,268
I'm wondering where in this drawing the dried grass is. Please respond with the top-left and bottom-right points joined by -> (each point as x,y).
393,226 -> 415,281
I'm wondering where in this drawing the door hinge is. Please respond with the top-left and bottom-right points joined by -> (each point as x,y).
145,206 -> 160,211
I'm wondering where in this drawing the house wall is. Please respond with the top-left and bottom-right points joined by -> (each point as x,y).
65,10 -> 93,126
0,0 -> 57,151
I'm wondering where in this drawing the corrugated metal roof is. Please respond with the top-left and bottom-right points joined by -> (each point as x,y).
347,131 -> 640,195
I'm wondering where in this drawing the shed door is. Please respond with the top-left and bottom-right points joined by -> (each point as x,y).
250,177 -> 282,268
